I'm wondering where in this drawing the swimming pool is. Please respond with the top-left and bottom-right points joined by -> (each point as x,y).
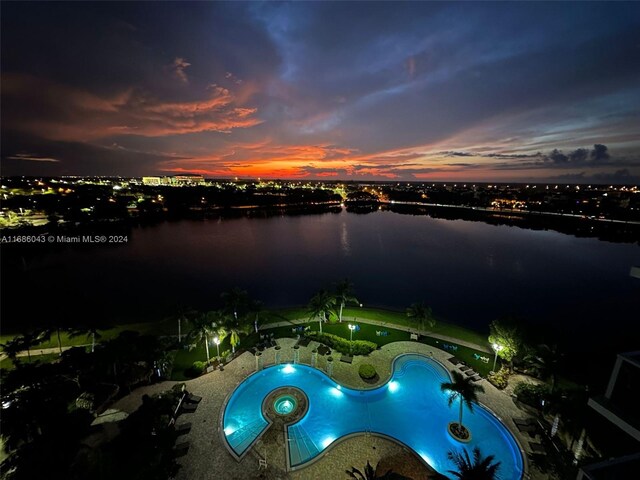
222,354 -> 524,478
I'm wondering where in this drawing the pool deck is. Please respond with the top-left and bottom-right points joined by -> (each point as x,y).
111,339 -> 550,479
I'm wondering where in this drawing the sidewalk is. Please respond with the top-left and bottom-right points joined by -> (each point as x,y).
261,315 -> 491,353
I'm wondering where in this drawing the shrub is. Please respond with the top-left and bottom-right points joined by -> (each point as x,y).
306,332 -> 377,355
514,382 -> 550,409
488,366 -> 510,390
358,364 -> 377,380
185,360 -> 206,378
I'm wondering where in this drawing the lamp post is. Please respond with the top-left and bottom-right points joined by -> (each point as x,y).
492,343 -> 503,373
214,336 -> 221,361
348,324 -> 356,354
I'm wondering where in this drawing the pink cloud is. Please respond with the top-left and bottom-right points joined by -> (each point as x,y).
2,74 -> 262,141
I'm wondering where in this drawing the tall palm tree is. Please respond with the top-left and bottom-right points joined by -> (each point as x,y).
221,287 -> 249,323
308,289 -> 334,334
173,304 -> 196,343
247,299 -> 264,334
216,311 -> 248,354
187,312 -> 218,363
68,320 -> 110,353
440,371 -> 485,437
334,279 -> 359,322
447,447 -> 501,480
406,302 -> 436,333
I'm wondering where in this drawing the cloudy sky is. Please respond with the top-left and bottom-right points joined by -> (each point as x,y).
2,2 -> 640,183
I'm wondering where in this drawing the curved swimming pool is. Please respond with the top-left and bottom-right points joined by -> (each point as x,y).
222,354 -> 523,479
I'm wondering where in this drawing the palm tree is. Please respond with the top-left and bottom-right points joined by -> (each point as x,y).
440,371 -> 485,438
308,289 -> 334,334
406,302 -> 436,333
447,447 -> 501,479
221,287 -> 249,323
523,343 -> 561,393
173,304 -> 196,343
68,320 -> 110,353
334,279 -> 358,322
1,337 -> 24,363
216,311 -> 248,354
247,299 -> 264,334
187,312 -> 218,364
346,461 -> 376,480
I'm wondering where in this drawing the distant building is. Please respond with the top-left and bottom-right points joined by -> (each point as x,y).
142,175 -> 204,186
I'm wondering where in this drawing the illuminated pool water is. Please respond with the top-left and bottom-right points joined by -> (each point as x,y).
222,354 -> 523,478
274,395 -> 297,415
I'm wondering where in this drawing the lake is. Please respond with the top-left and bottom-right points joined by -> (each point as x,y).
4,209 -> 639,351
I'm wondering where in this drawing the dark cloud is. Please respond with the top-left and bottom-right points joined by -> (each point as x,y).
548,169 -> 639,185
590,144 -> 610,163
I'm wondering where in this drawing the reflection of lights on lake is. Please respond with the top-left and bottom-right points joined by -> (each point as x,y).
282,364 -> 295,374
388,381 -> 400,393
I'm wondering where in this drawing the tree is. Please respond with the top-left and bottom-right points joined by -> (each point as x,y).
447,447 -> 501,480
247,299 -> 264,334
488,319 -> 521,372
173,304 -> 196,343
216,311 -> 248,354
1,337 -> 25,363
68,320 -> 110,353
187,312 -> 219,363
406,301 -> 436,333
440,371 -> 485,439
308,289 -> 334,334
333,279 -> 359,322
221,287 -> 249,323
523,344 -> 561,393
346,461 -> 376,480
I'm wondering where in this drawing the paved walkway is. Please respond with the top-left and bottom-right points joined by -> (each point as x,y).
110,339 -> 551,480
261,315 -> 492,353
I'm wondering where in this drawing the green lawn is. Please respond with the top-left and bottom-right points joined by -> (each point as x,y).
0,353 -> 59,371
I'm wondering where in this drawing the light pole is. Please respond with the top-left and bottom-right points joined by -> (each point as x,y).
492,343 -> 503,373
214,336 -> 221,361
348,324 -> 356,354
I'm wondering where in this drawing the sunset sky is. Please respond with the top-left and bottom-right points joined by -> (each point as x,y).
2,2 -> 640,183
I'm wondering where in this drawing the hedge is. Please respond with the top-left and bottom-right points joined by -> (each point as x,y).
514,382 -> 549,409
305,331 -> 377,355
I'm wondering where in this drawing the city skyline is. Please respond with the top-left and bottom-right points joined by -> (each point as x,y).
2,2 -> 640,183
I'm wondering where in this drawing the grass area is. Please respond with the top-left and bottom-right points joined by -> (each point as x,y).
0,353 -> 59,371
265,306 -> 489,348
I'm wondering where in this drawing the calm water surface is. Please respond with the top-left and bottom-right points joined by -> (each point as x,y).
6,210 -> 639,348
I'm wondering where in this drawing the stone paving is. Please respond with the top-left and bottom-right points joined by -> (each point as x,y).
112,338 -> 550,480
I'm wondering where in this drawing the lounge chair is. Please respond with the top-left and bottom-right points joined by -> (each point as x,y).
470,374 -> 482,382
185,393 -> 202,404
447,356 -> 463,365
181,403 -> 197,413
529,442 -> 547,455
175,422 -> 192,435
514,418 -> 536,427
174,441 -> 190,457
464,369 -> 477,377
459,365 -> 471,372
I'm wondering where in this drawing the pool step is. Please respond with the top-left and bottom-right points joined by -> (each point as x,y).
288,424 -> 321,467
226,418 -> 268,456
